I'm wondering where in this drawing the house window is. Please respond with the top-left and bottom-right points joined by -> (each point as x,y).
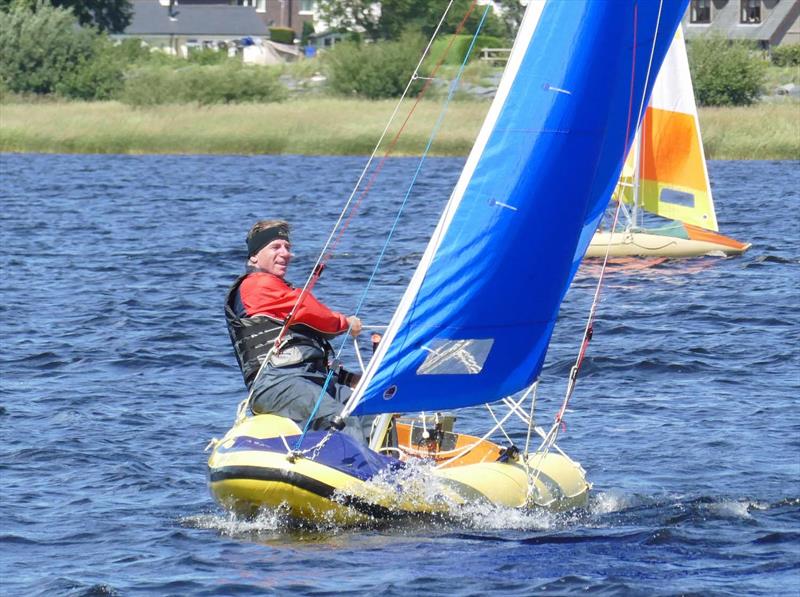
690,0 -> 711,24
741,0 -> 761,24
236,0 -> 262,9
299,0 -> 314,13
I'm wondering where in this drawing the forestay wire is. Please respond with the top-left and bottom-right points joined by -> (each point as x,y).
340,4 -> 494,420
290,1 -> 485,452
274,0 -> 468,354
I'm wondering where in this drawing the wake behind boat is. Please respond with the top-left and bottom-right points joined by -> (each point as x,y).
586,29 -> 750,259
209,0 -> 690,525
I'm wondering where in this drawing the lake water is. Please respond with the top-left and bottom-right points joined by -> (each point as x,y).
1,154 -> 798,596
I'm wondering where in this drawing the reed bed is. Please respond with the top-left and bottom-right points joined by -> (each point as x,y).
1,99 -> 797,159
0,99 -> 487,156
698,103 -> 800,160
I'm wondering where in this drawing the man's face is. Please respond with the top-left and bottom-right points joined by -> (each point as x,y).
253,239 -> 292,278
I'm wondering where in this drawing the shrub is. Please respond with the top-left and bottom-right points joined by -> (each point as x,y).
771,44 -> 800,67
56,37 -> 125,100
111,37 -> 156,65
688,36 -> 766,106
428,34 -> 509,66
324,35 -> 428,99
120,63 -> 287,106
270,27 -> 294,45
119,66 -> 175,106
0,3 -> 98,95
187,47 -> 232,66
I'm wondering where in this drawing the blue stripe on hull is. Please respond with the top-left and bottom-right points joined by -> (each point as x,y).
215,432 -> 404,481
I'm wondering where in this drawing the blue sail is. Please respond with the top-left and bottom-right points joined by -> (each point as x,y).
351,0 -> 689,416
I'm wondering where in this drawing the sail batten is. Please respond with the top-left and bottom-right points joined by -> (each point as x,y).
349,0 -> 689,417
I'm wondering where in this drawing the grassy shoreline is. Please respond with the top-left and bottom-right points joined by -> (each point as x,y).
1,99 -> 798,159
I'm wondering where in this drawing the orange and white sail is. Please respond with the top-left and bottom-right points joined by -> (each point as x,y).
620,28 -> 718,231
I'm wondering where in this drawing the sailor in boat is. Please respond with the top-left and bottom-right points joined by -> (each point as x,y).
224,219 -> 372,443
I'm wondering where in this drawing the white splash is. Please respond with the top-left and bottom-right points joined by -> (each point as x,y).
181,508 -> 285,535
704,499 -> 761,519
590,490 -> 637,515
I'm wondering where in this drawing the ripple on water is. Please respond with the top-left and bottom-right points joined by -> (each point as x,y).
1,156 -> 798,595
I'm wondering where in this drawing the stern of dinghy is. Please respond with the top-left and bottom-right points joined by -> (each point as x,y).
207,414 -> 408,524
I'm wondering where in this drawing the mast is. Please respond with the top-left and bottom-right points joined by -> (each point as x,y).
630,126 -> 643,230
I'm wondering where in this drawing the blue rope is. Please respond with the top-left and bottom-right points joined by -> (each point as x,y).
294,368 -> 337,448
293,6 -> 492,451
349,5 -> 492,323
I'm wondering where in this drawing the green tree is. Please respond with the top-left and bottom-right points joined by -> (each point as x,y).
688,36 -> 766,106
317,0 -> 509,41
497,0 -> 525,38
301,20 -> 314,46
0,0 -> 131,32
316,0 -> 382,40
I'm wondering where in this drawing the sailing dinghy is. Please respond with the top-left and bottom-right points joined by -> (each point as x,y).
208,0 -> 689,525
586,29 -> 750,258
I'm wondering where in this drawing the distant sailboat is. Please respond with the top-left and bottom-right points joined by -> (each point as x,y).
586,29 -> 750,258
208,0 -> 689,525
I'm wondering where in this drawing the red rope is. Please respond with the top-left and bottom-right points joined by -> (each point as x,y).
556,3 -> 640,427
276,1 -> 480,343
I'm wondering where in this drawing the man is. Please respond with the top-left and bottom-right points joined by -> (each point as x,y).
224,219 -> 371,443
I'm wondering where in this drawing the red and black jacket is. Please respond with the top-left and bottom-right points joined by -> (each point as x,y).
224,272 -> 348,389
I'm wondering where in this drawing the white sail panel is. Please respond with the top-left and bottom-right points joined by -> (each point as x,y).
629,29 -> 718,231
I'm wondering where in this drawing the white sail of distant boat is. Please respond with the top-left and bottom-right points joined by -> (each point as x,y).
586,28 -> 750,258
208,0 -> 690,524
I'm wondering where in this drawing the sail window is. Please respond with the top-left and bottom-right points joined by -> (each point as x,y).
659,188 -> 695,209
416,339 -> 494,375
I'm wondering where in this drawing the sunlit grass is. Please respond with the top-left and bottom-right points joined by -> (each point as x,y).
0,98 -> 488,155
699,103 -> 800,160
0,98 -> 797,159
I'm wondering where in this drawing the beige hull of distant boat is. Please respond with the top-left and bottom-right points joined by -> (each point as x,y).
586,226 -> 751,258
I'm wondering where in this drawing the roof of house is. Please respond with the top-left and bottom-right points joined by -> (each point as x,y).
122,1 -> 269,36
684,0 -> 800,44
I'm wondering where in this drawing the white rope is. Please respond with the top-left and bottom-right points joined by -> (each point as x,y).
523,381 -> 539,456
272,0 -> 460,349
485,403 -> 514,445
353,337 -> 366,372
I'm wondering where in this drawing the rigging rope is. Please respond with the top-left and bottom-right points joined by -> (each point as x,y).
340,3 -> 493,421
289,1 -> 485,452
547,0 -> 665,446
274,0 -> 477,354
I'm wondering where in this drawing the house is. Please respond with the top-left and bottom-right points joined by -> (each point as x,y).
683,0 -> 800,47
170,0 -> 315,38
116,1 -> 269,57
307,30 -> 347,51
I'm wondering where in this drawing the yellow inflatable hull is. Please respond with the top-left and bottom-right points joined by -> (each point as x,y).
208,415 -> 590,525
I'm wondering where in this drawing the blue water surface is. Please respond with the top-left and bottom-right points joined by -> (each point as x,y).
1,154 -> 798,596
